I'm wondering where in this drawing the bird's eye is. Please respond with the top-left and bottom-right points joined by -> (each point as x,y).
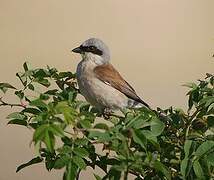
89,46 -> 96,51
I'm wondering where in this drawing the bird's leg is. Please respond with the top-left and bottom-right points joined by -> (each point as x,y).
103,108 -> 113,119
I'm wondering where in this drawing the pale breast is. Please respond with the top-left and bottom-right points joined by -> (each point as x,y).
76,60 -> 128,110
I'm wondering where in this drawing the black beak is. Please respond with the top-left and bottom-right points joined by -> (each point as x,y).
72,46 -> 82,53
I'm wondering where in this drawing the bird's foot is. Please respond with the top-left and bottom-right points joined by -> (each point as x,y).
103,108 -> 113,119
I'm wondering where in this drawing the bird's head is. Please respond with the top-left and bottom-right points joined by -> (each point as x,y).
72,38 -> 110,64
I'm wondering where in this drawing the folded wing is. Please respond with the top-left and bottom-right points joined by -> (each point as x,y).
93,63 -> 150,108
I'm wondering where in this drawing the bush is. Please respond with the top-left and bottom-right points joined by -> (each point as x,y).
0,62 -> 214,180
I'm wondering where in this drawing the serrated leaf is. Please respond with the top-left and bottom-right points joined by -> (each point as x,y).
22,108 -> 41,115
49,124 -> 64,137
73,147 -> 89,158
181,158 -> 188,178
154,161 -> 171,180
88,131 -> 111,141
94,174 -> 102,180
133,129 -> 147,150
63,162 -> 78,180
16,72 -> 27,86
183,82 -> 197,89
8,119 -> 27,126
126,114 -> 147,128
44,130 -> 55,153
15,90 -> 24,99
207,152 -> 214,166
68,91 -> 77,103
30,99 -> 47,109
16,157 -> 43,172
79,119 -> 91,129
40,93 -> 50,100
184,140 -> 192,157
44,89 -> 58,95
33,124 -> 48,143
94,123 -> 109,130
195,140 -> 214,157
28,84 -> 34,90
151,117 -> 165,136
193,160 -> 205,180
54,155 -> 70,169
7,112 -> 26,120
0,83 -> 16,93
35,78 -> 50,87
33,69 -> 50,78
72,156 -> 86,169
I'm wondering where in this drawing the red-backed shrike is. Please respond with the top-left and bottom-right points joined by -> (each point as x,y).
72,38 -> 149,112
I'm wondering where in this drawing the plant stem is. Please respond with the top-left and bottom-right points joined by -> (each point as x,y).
185,108 -> 201,138
124,169 -> 128,180
0,98 -> 25,108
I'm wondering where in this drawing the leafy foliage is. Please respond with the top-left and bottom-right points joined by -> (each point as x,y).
0,63 -> 213,179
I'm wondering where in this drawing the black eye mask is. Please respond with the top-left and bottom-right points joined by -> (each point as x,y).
80,45 -> 103,56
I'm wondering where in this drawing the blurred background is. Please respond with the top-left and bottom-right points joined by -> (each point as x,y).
0,0 -> 213,179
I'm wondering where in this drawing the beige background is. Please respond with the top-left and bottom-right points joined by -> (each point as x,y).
0,0 -> 213,180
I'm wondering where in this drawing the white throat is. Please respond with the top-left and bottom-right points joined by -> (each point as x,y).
81,52 -> 107,65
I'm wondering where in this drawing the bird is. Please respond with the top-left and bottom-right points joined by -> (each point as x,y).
72,38 -> 150,113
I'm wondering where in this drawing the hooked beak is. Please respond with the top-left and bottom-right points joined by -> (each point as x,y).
72,46 -> 82,54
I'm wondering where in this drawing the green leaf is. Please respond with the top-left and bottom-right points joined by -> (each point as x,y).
7,112 -> 26,120
88,131 -> 111,141
59,72 -> 74,78
184,140 -> 193,157
79,119 -> 91,129
68,91 -> 77,103
16,157 -> 43,172
73,147 -> 89,158
151,117 -> 165,136
195,140 -> 214,157
181,140 -> 193,178
79,102 -> 90,112
33,69 -> 50,78
0,82 -> 16,89
22,108 -> 41,115
0,83 -> 16,93
15,90 -> 24,99
154,161 -> 171,180
207,152 -> 214,166
34,78 -> 50,87
28,84 -> 34,90
16,72 -> 27,86
193,160 -> 205,180
44,89 -> 58,95
56,102 -> 77,124
30,99 -> 47,109
33,124 -> 48,143
40,93 -> 50,100
133,129 -> 147,150
94,123 -> 109,130
63,162 -> 78,180
183,82 -> 197,89
126,114 -> 147,128
181,158 -> 188,178
207,116 -> 214,127
94,174 -> 102,180
72,156 -> 86,169
23,62 -> 30,72
8,119 -> 27,126
49,124 -> 64,137
199,96 -> 214,108
54,155 -> 70,169
44,130 -> 55,153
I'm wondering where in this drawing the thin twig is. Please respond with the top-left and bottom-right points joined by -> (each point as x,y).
0,97 -> 25,108
185,108 -> 201,138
